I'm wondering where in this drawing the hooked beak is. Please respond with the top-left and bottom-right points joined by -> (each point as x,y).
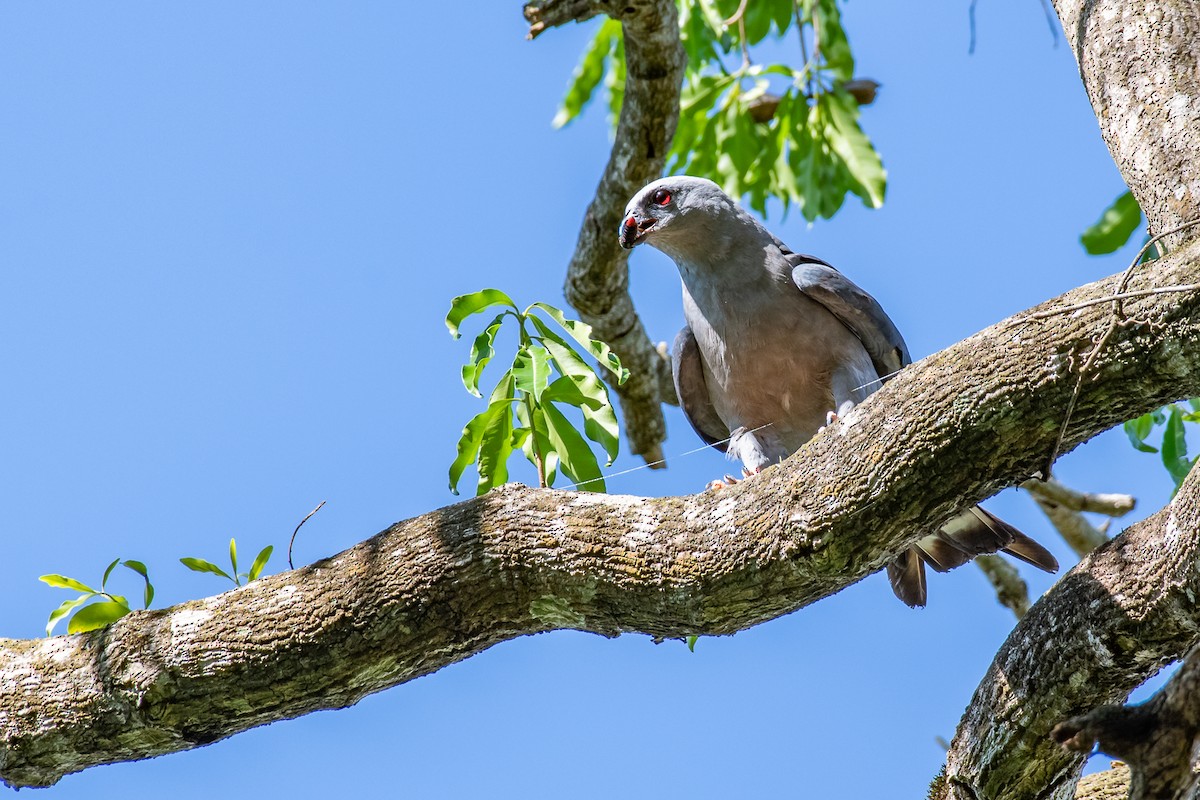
619,213 -> 656,249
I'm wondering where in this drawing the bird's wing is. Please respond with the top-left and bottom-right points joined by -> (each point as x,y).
785,252 -> 912,380
672,325 -> 730,451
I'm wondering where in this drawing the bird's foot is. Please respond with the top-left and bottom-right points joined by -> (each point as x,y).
705,466 -> 762,491
818,410 -> 840,433
706,474 -> 742,491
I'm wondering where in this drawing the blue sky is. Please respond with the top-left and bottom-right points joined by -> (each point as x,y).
0,2 -> 1174,796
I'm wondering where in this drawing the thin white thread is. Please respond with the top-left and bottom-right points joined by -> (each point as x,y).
851,367 -> 904,395
561,422 -> 776,491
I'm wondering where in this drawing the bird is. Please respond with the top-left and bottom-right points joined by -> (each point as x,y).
619,175 -> 1057,607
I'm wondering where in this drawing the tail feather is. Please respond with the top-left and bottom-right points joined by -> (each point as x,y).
887,548 -> 928,608
887,506 -> 1058,606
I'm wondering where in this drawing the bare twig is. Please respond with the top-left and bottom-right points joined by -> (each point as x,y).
1023,477 -> 1135,517
288,501 -> 326,570
722,0 -> 748,27
974,554 -> 1031,619
1027,489 -> 1109,557
1007,284 -> 1200,325
1041,219 -> 1200,476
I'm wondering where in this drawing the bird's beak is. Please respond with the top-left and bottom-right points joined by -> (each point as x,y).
619,213 -> 656,249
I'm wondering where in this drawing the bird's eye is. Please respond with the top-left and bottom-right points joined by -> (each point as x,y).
652,189 -> 672,206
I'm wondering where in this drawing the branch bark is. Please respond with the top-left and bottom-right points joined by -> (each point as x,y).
528,0 -> 685,464
1055,645 -> 1200,800
1056,0 -> 1200,246
4,239 -> 1200,788
937,463 -> 1200,800
937,3 -> 1200,796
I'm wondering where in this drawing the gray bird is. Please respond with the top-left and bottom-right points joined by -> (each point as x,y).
619,175 -> 1057,607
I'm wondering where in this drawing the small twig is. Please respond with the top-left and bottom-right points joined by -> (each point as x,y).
1041,218 -> 1200,476
793,2 -> 818,98
968,0 -> 979,54
1027,491 -> 1110,558
1022,477 -> 1135,517
288,501 -> 327,570
722,0 -> 749,27
1037,0 -> 1060,48
974,554 -> 1031,619
1007,284 -> 1200,326
737,15 -> 750,69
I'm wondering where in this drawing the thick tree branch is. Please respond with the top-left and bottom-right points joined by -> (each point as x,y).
530,0 -> 685,463
3,240 -> 1200,788
938,463 -> 1200,800
1055,0 -> 1200,249
1055,645 -> 1200,800
938,5 -> 1200,797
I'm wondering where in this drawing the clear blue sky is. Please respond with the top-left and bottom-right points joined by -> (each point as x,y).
0,2 -> 1173,796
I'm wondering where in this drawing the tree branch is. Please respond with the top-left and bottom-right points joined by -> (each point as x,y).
1055,0 -> 1200,250
939,461 -> 1200,799
1054,645 -> 1200,800
530,0 -> 685,463
4,239 -> 1200,788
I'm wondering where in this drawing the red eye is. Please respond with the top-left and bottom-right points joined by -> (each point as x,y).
652,189 -> 671,206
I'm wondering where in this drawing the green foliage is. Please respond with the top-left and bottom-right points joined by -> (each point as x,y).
555,0 -> 885,221
1081,190 -> 1143,255
1124,402 -> 1200,493
181,538 -> 274,587
40,559 -> 154,635
446,290 -> 629,496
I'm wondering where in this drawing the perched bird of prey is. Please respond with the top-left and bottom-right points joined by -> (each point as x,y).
619,175 -> 1057,607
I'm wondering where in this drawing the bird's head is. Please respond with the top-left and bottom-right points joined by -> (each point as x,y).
618,176 -> 734,251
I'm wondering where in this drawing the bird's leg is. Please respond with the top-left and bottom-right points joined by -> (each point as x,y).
818,410 -> 839,433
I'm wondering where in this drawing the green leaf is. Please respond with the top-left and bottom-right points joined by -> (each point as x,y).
475,393 -> 515,495
687,635 -> 699,652
180,557 -> 234,583
553,18 -> 620,128
542,402 -> 605,492
229,538 -> 239,580
40,574 -> 97,594
1162,405 -> 1195,489
823,91 -> 886,209
445,289 -> 518,339
1123,414 -> 1159,453
1081,191 -> 1142,255
542,375 -> 603,410
46,594 -> 95,636
101,558 -> 120,590
448,374 -> 515,495
461,313 -> 507,397
544,376 -> 620,466
121,560 -> 154,608
248,545 -> 273,582
816,0 -> 854,80
67,600 -> 132,634
511,345 -> 553,401
530,303 -> 628,383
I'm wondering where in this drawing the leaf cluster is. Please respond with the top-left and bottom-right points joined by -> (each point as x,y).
181,538 -> 273,588
554,0 -> 885,221
40,559 -> 153,635
40,537 -> 274,636
1124,403 -> 1200,492
446,290 -> 628,495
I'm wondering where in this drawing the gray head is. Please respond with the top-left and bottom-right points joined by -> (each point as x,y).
618,176 -> 743,253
